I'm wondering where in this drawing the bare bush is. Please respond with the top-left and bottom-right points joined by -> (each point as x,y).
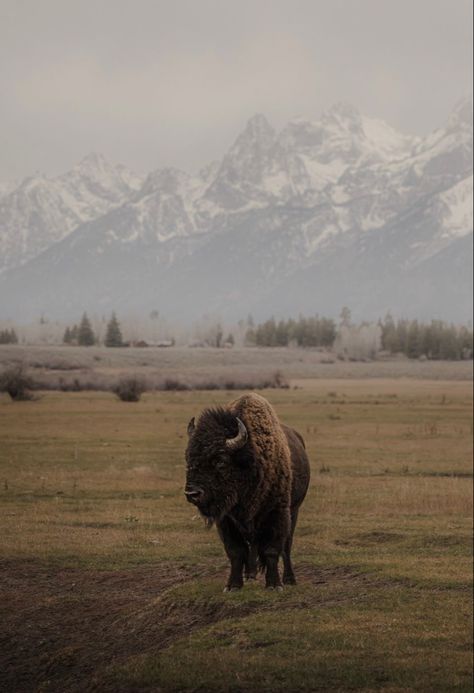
113,376 -> 147,402
334,324 -> 382,361
156,370 -> 289,391
31,372 -> 110,392
0,365 -> 35,401
161,378 -> 190,391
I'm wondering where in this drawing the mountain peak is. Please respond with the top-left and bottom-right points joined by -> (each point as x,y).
447,95 -> 473,130
1,96 -> 472,324
236,113 -> 275,147
17,174 -> 48,191
75,152 -> 110,173
324,101 -> 362,125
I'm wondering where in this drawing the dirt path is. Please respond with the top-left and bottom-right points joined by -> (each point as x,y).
0,558 -> 209,692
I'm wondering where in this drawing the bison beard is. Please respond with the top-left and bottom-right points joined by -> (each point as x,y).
184,393 -> 310,590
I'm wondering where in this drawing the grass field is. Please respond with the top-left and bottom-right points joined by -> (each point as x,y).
0,378 -> 472,691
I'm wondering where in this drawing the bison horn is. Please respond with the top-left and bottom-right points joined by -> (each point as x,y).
226,417 -> 248,451
187,417 -> 196,437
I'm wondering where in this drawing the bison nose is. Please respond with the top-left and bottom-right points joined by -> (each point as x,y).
184,487 -> 204,504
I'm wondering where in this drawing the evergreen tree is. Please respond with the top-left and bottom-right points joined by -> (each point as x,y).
276,320 -> 288,346
63,327 -> 72,344
406,320 -> 421,358
77,313 -> 95,346
215,323 -> 223,348
105,312 -> 123,347
0,329 -> 19,344
245,327 -> 256,346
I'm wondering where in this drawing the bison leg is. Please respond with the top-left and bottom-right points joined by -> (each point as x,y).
245,543 -> 258,580
259,507 -> 291,589
282,507 -> 299,585
217,517 -> 247,591
262,547 -> 282,589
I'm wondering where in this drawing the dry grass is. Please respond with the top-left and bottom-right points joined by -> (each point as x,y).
1,344 -> 472,384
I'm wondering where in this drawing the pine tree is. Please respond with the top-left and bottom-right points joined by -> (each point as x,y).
63,327 -> 72,344
0,329 -> 19,344
245,328 -> 256,346
215,323 -> 223,348
105,312 -> 123,347
77,313 -> 95,346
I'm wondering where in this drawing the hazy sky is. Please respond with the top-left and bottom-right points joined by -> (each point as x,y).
1,0 -> 472,180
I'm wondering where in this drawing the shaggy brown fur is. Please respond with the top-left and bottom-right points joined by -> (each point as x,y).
185,393 -> 310,590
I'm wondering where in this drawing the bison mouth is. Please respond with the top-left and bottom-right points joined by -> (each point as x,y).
197,503 -> 218,524
185,485 -> 238,526
197,499 -> 238,528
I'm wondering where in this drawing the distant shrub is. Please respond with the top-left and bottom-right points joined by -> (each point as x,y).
36,374 -> 108,391
161,378 -> 190,391
113,376 -> 147,402
270,370 -> 289,389
0,365 -> 35,401
158,371 -> 289,391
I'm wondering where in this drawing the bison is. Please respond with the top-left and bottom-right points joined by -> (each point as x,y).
184,392 -> 310,590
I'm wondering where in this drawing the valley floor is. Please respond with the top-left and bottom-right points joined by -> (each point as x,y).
0,344 -> 473,387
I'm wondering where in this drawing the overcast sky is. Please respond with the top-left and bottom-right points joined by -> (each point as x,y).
1,0 -> 472,181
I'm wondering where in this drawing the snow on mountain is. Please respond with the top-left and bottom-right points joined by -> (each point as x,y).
0,98 -> 472,323
57,152 -> 143,218
0,154 -> 142,273
438,174 -> 473,239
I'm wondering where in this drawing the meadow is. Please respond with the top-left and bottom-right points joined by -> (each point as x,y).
0,372 -> 472,691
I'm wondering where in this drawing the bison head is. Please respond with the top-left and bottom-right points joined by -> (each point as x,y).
184,407 -> 253,523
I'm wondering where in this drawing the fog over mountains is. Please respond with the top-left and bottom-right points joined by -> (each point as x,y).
0,98 -> 472,323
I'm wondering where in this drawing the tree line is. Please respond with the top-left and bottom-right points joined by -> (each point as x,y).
0,328 -> 18,344
244,313 -> 472,360
380,315 -> 473,360
3,310 -> 472,360
63,312 -> 123,347
245,316 -> 336,348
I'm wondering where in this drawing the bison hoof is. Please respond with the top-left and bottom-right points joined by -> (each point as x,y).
266,585 -> 283,591
223,585 -> 242,593
283,575 -> 297,585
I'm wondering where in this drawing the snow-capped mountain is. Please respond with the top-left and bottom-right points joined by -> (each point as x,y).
0,97 -> 472,323
0,153 -> 142,273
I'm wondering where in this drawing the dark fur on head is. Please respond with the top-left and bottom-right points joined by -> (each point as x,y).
185,407 -> 258,525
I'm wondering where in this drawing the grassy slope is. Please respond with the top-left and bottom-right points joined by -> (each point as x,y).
0,381 -> 472,691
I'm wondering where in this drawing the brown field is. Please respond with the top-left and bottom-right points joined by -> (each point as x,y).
0,359 -> 472,691
1,344 -> 472,387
